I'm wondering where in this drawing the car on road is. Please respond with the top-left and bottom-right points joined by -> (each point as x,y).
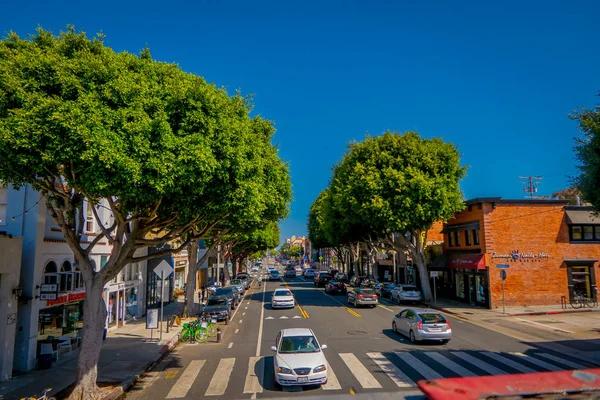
203,296 -> 231,322
347,287 -> 378,308
304,269 -> 316,279
271,328 -> 328,387
392,308 -> 451,344
213,287 -> 237,309
271,288 -> 295,308
236,272 -> 251,289
390,285 -> 423,304
269,270 -> 281,281
381,283 -> 398,298
325,280 -> 347,295
229,279 -> 245,295
314,272 -> 332,287
284,266 -> 296,278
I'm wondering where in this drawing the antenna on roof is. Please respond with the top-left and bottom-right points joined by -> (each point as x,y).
519,176 -> 543,199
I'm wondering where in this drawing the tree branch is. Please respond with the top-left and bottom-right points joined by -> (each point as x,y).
91,203 -> 116,244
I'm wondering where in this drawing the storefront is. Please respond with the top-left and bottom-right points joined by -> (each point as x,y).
446,253 -> 489,307
174,259 -> 187,290
37,292 -> 85,341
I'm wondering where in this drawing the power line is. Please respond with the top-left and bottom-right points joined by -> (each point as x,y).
519,176 -> 543,200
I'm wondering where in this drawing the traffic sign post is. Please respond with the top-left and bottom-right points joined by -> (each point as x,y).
500,269 -> 507,314
154,260 -> 174,341
430,271 -> 438,305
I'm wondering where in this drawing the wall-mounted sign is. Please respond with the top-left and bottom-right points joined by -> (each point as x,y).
176,260 -> 187,266
46,291 -> 86,307
492,250 -> 550,262
40,293 -> 57,300
40,284 -> 58,293
7,313 -> 16,325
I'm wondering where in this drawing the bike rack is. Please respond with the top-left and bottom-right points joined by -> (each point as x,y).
561,295 -> 567,310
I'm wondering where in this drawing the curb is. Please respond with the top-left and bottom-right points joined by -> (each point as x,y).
101,331 -> 180,400
426,304 -> 599,318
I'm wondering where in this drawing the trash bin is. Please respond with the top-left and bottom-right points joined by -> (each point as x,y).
38,354 -> 53,369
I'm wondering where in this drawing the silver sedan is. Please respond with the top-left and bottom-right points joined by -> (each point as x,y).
392,308 -> 452,344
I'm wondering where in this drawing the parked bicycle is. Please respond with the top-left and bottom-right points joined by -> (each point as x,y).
570,292 -> 597,309
180,320 -> 206,343
199,313 -> 218,338
21,387 -> 56,400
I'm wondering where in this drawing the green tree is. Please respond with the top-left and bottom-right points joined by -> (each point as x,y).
328,131 -> 466,301
0,27 -> 290,399
572,98 -> 600,212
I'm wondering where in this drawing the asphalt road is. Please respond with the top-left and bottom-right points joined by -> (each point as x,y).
126,274 -> 599,400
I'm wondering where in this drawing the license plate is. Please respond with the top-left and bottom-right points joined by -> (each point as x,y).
211,319 -> 217,324
297,377 -> 308,383
429,328 -> 441,331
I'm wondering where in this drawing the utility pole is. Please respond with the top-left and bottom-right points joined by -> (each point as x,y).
519,176 -> 543,199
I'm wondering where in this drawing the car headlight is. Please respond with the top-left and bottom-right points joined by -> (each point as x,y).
313,364 -> 326,373
277,367 -> 293,374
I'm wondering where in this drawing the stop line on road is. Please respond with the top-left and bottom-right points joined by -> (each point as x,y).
264,315 -> 303,319
156,349 -> 593,398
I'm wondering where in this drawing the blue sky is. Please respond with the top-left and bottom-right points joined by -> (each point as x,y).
3,1 -> 600,245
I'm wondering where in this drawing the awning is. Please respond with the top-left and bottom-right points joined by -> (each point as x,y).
565,210 -> 599,224
446,254 -> 486,270
441,221 -> 480,233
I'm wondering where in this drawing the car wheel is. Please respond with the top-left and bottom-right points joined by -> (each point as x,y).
409,330 -> 418,344
354,299 -> 358,307
392,322 -> 397,333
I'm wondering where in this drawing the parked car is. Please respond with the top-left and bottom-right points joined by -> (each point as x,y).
381,283 -> 398,298
390,285 -> 423,304
285,266 -> 296,278
229,279 -> 245,295
213,287 -> 237,309
203,296 -> 231,322
392,308 -> 451,344
314,272 -> 332,288
347,287 -> 378,308
270,270 -> 281,281
325,280 -> 347,295
236,272 -> 251,289
304,269 -> 316,279
271,288 -> 295,309
271,328 -> 328,387
349,276 -> 365,287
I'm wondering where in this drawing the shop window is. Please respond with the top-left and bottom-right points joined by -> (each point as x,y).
465,230 -> 472,246
473,229 -> 480,245
59,260 -> 73,292
448,232 -> 453,247
570,225 -> 600,242
454,231 -> 460,246
475,276 -> 486,303
584,226 -> 594,240
44,261 -> 58,285
455,274 -> 465,298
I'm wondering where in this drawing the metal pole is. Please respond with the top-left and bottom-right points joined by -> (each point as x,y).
433,276 -> 437,305
502,279 -> 505,314
217,246 -> 221,286
160,270 -> 164,341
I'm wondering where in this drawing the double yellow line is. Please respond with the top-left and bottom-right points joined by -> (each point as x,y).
284,281 -> 309,319
318,288 -> 361,318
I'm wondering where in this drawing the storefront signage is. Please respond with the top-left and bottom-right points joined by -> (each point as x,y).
40,284 -> 58,293
176,260 -> 187,267
492,250 -> 550,262
40,293 -> 57,300
46,292 -> 86,307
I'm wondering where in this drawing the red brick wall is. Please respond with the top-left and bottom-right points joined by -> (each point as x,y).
427,221 -> 445,243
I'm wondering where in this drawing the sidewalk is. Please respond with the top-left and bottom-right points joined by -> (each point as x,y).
0,300 -> 184,400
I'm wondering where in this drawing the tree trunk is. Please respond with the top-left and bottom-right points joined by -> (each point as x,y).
67,275 -> 107,400
184,241 -> 199,317
414,253 -> 433,302
232,257 -> 238,277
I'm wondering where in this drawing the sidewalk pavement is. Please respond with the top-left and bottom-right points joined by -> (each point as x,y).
1,299 -> 185,400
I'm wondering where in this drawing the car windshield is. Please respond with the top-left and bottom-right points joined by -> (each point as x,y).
214,288 -> 233,296
419,313 -> 446,323
274,290 -> 292,297
360,289 -> 375,295
401,286 -> 418,291
237,274 -> 248,279
231,280 -> 242,285
279,335 -> 320,353
207,298 -> 227,306
320,274 -> 332,279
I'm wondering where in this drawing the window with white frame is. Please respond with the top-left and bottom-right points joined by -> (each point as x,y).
0,185 -> 7,225
44,261 -> 58,285
73,264 -> 83,290
59,260 -> 73,292
86,202 -> 95,233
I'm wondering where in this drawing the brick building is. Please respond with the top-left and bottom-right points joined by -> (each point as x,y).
436,198 -> 599,309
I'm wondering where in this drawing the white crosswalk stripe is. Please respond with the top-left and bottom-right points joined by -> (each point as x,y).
165,360 -> 205,399
367,352 -> 415,388
451,351 -> 507,375
205,358 -> 236,396
322,359 -> 342,390
423,352 -> 477,377
482,352 -> 536,373
536,353 -> 587,370
339,353 -> 382,389
395,352 -> 443,380
243,357 -> 264,394
510,352 -> 563,372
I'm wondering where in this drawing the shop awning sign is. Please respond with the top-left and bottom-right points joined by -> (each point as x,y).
446,254 -> 486,270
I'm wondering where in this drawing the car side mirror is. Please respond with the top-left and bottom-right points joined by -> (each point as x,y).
321,344 -> 327,350
271,346 -> 277,352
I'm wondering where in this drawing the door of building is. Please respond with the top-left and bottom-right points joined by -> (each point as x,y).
572,266 -> 592,298
467,274 -> 476,304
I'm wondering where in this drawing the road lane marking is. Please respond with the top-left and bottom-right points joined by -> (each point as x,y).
280,316 -> 288,319
339,353 -> 382,389
346,308 -> 361,317
243,356 -> 264,394
322,359 -> 342,390
451,352 -> 507,375
536,353 -> 587,369
228,342 -> 233,349
423,352 -> 476,377
165,370 -> 179,379
378,304 -> 395,313
245,307 -> 248,310
317,288 -> 361,317
235,328 -> 240,334
265,316 -> 274,320
515,318 -> 575,334
297,304 -> 309,319
395,352 -> 443,380
239,319 -> 243,324
205,358 -> 235,396
482,352 -> 536,373
293,316 -> 302,319
367,352 -> 415,388
165,360 -> 205,398
510,352 -> 563,371
256,275 -> 267,357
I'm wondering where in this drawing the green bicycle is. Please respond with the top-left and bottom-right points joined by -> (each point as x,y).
180,321 -> 207,343
200,313 -> 218,338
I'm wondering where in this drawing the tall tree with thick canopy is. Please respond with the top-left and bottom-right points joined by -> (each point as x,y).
0,27 -> 290,399
329,131 -> 466,301
572,97 -> 600,212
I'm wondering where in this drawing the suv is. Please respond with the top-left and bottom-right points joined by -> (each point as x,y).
314,272 -> 332,288
285,266 -> 296,278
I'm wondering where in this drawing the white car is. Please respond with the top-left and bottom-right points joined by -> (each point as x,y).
272,328 -> 328,387
271,289 -> 295,309
304,269 -> 316,279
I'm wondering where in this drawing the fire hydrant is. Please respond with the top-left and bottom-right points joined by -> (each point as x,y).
216,328 -> 222,343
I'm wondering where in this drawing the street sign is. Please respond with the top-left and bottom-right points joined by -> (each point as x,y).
500,269 -> 507,281
40,284 -> 58,292
146,309 -> 159,329
496,264 -> 510,269
227,261 -> 232,268
319,256 -> 323,261
319,251 -> 322,256
430,271 -> 439,278
154,260 -> 173,279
